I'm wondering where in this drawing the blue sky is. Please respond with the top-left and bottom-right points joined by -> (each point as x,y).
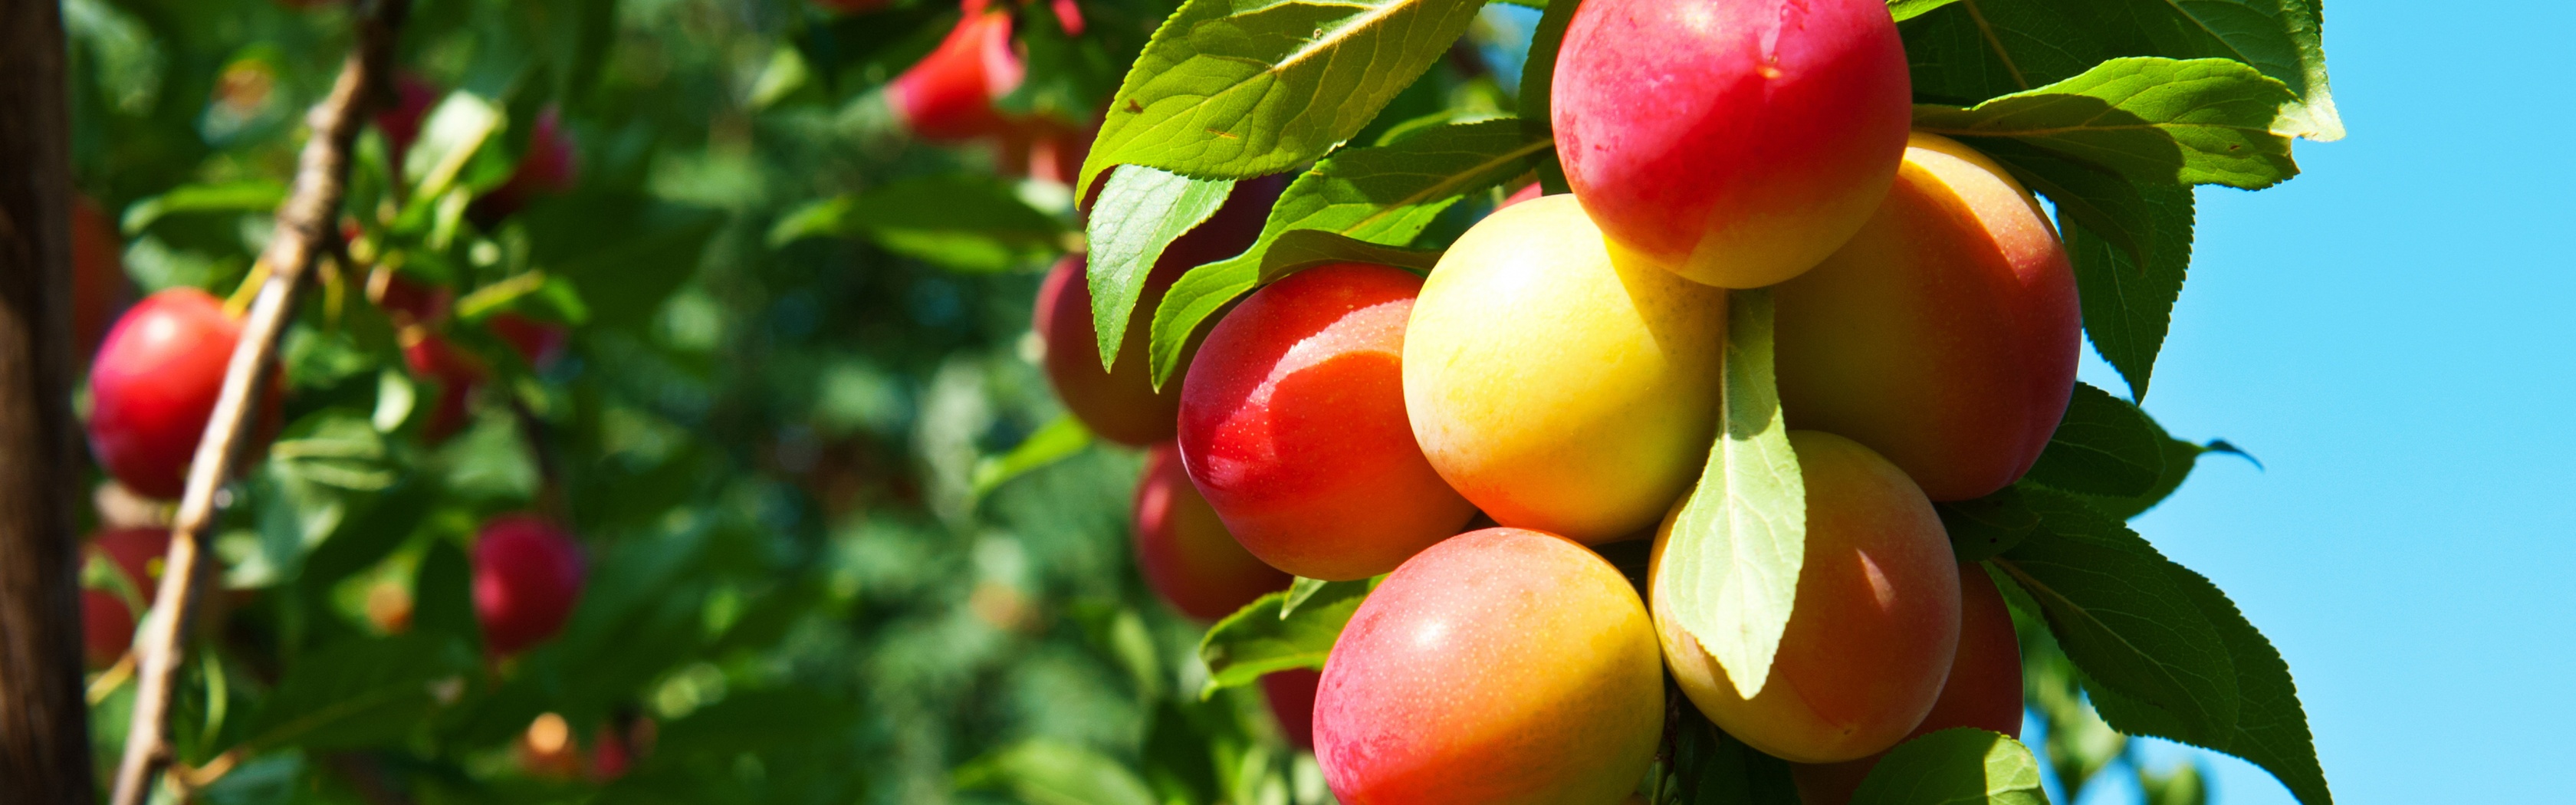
2067,0 -> 2576,800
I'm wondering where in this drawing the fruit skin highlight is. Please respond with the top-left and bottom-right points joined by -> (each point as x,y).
1035,174 -> 1282,445
1552,0 -> 1910,288
1653,432 -> 1961,764
1132,442 -> 1290,620
1774,133 -> 2080,501
1789,563 -> 2026,804
1179,263 -> 1474,581
1316,527 -> 1663,805
473,515 -> 587,656
1402,195 -> 1728,542
85,288 -> 280,500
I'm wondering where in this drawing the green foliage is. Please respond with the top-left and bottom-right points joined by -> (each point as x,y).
1850,729 -> 2050,805
1073,0 -> 1493,198
1083,166 -> 1237,370
2024,383 -> 2165,497
1658,288 -> 1806,700
1196,578 -> 1370,692
771,176 -> 1070,274
1914,58 -> 2301,191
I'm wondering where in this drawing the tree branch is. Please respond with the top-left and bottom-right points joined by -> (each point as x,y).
108,2 -> 412,802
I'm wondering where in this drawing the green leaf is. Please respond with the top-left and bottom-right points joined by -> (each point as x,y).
2068,182 -> 2194,399
2083,564 -> 2331,805
1260,229 -> 1444,274
1912,57 -> 2300,190
955,740 -> 1159,805
1849,728 -> 2051,804
1197,580 -> 1371,693
772,176 -> 1070,273
119,179 -> 287,235
238,634 -> 472,752
524,195 -> 721,328
406,91 -> 504,204
971,414 -> 1094,501
1517,0 -> 1580,136
1888,0 -> 1962,22
1937,487 -> 2042,563
2023,382 -> 2165,497
1991,487 -> 2238,741
1073,0 -> 1492,199
1656,704 -> 1801,804
1655,288 -> 1805,698
1086,167 -> 1237,371
1898,0 -> 2339,140
1146,119 -> 1549,384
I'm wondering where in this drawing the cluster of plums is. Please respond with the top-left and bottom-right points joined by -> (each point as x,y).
1043,0 -> 2081,801
72,78 -> 586,669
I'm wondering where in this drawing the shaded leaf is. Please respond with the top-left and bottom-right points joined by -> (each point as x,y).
238,635 -> 472,752
1075,0 -> 1491,199
2068,181 -> 2194,399
1197,580 -> 1371,692
955,740 -> 1158,805
1850,728 -> 2050,804
1913,57 -> 2301,190
1147,119 -> 1547,383
120,179 -> 286,235
1992,487 -> 2238,740
2024,382 -> 2165,496
773,176 -> 1070,273
1657,288 -> 1805,698
1898,0 -> 2339,140
1938,486 -> 2042,563
971,414 -> 1094,500
2084,563 -> 2331,805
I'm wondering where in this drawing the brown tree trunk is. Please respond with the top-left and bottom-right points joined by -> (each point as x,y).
0,0 -> 99,801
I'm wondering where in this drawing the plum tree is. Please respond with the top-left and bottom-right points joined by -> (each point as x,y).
1552,0 -> 1909,288
80,527 -> 170,667
1178,263 -> 1474,580
1131,442 -> 1289,619
1262,668 -> 1320,750
887,6 -> 1024,143
1402,195 -> 1728,542
1773,133 -> 2080,501
1036,174 -> 1281,445
473,515 -> 587,656
85,288 -> 281,500
1315,527 -> 1662,805
1789,564 -> 2026,804
1653,431 -> 1960,764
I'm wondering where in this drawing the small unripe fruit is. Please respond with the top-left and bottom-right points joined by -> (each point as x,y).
889,8 -> 1024,142
1403,195 -> 1728,541
376,73 -> 442,166
1552,0 -> 1910,288
473,515 -> 586,656
1035,175 -> 1282,445
1132,442 -> 1289,619
1789,564 -> 2026,804
488,313 -> 570,370
86,288 -> 281,500
1180,263 -> 1474,580
471,108 -> 580,224
1654,432 -> 1960,764
1316,528 -> 1663,805
1775,133 -> 2080,501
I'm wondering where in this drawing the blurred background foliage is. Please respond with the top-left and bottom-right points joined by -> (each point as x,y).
58,0 -> 2203,801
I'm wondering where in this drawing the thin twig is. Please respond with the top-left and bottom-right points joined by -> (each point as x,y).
107,2 -> 410,802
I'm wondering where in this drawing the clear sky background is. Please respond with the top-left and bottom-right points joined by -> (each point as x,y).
2062,0 -> 2576,800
